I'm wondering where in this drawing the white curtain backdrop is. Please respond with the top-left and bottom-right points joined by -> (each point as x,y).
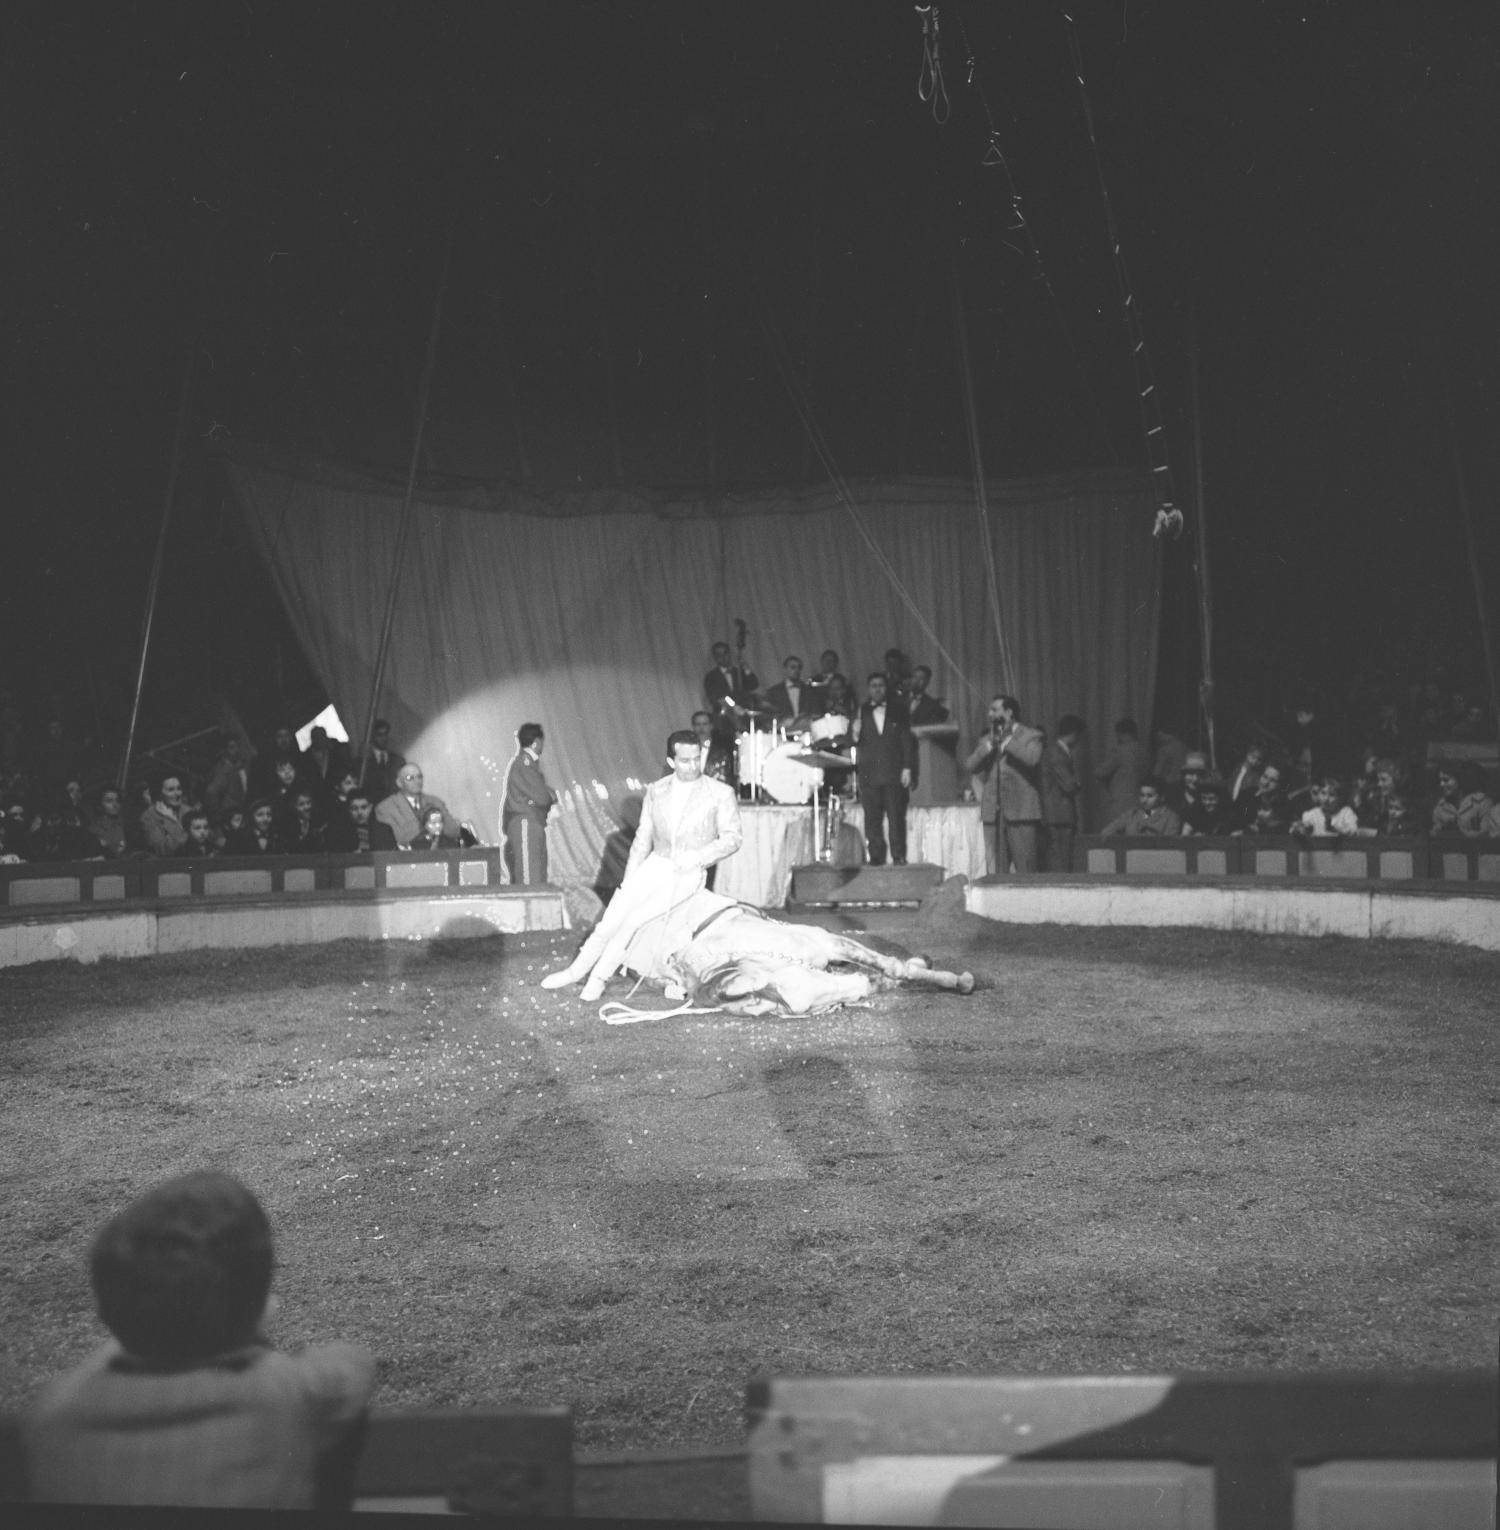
223,444 -> 1161,891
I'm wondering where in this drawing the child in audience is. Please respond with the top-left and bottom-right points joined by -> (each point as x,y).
1100,775 -> 1183,837
1292,777 -> 1365,837
181,809 -> 219,857
23,1171 -> 376,1509
1382,792 -> 1418,836
1180,775 -> 1236,836
410,804 -> 461,850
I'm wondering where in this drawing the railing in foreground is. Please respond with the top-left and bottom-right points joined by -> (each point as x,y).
0,846 -> 511,911
1078,834 -> 1500,884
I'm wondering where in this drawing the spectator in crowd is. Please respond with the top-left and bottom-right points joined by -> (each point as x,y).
204,735 -> 251,821
181,810 -> 219,858
1355,758 -> 1402,833
139,773 -> 190,857
325,791 -> 397,853
1478,797 -> 1500,839
1042,715 -> 1085,871
0,818 -> 20,862
1448,691 -> 1489,742
225,799 -> 285,855
1172,749 -> 1210,815
248,724 -> 304,800
266,758 -> 304,837
28,716 -> 86,793
355,718 -> 405,802
1227,741 -> 1267,813
88,785 -> 129,858
1239,762 -> 1291,835
691,710 -> 735,787
1101,775 -> 1183,837
1151,725 -> 1188,788
22,1170 -> 376,1510
375,763 -> 459,848
6,797 -> 39,859
411,805 -> 461,850
302,727 -> 346,802
1287,696 -> 1343,791
1429,762 -> 1495,837
965,694 -> 1045,874
218,807 -> 246,850
1383,791 -> 1419,837
327,768 -> 360,820
905,665 -> 950,727
283,789 -> 324,851
28,795 -> 107,861
60,778 -> 88,828
1181,775 -> 1237,836
1291,777 -> 1365,837
1095,718 -> 1149,823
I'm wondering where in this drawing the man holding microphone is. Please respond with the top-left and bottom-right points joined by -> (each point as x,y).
965,694 -> 1045,875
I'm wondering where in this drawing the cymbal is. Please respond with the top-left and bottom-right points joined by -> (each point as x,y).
788,750 -> 853,768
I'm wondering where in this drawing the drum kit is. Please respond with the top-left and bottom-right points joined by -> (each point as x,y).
734,711 -> 856,863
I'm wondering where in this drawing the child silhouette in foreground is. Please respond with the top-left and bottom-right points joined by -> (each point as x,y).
23,1171 -> 375,1509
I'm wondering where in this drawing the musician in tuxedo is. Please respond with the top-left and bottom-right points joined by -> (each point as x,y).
763,656 -> 812,729
702,640 -> 760,742
854,673 -> 917,866
804,649 -> 847,714
691,711 -> 736,787
905,665 -> 950,728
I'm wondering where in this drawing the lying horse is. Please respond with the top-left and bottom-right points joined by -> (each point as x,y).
613,889 -> 975,1016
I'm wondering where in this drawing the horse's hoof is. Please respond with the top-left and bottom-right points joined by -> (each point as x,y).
957,971 -> 975,994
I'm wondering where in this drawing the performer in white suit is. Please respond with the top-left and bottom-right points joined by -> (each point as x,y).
542,729 -> 742,1002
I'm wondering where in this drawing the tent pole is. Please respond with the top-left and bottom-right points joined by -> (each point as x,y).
1448,408 -> 1500,749
1190,321 -> 1217,770
118,327 -> 198,793
355,236 -> 453,787
592,189 -> 624,484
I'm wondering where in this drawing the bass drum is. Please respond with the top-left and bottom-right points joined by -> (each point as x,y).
736,729 -> 774,791
760,743 -> 821,805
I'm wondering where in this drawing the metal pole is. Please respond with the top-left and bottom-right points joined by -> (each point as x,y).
1190,325 -> 1218,770
1448,410 -> 1500,749
118,329 -> 198,793
354,236 -> 454,786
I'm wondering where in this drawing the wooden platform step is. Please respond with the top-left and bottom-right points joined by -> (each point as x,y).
788,862 -> 945,908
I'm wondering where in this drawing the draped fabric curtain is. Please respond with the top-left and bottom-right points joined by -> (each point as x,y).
223,444 -> 1160,889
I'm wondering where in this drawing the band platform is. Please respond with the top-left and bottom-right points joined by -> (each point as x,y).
787,862 -> 946,910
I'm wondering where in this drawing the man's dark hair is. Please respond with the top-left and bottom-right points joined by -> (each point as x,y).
90,1172 -> 273,1363
867,672 -> 888,685
1056,714 -> 1085,739
518,723 -> 544,749
995,694 -> 1021,717
912,665 -> 932,683
666,728 -> 699,757
346,791 -> 372,809
183,810 -> 211,830
1140,774 -> 1167,796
